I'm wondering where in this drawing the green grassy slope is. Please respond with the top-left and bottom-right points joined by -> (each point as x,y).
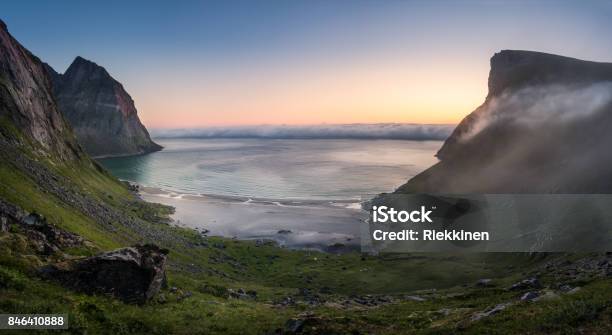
1,147 -> 610,334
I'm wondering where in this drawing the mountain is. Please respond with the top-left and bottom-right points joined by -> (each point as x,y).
396,50 -> 612,194
0,21 -> 82,162
0,17 -> 177,304
0,18 -> 159,242
46,57 -> 161,158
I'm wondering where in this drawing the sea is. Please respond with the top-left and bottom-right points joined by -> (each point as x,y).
98,138 -> 441,250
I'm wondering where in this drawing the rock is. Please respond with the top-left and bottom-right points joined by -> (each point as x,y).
297,288 -> 323,305
537,290 -> 560,301
284,319 -> 305,333
566,287 -> 582,295
178,291 -> 193,302
30,220 -> 84,250
40,244 -> 169,304
405,295 -> 426,302
277,230 -> 292,234
0,200 -> 83,254
46,57 -> 162,158
23,213 -> 45,226
277,296 -> 295,306
438,308 -> 452,316
520,291 -> 540,301
123,181 -> 140,193
471,302 -> 512,321
228,288 -> 256,300
0,20 -> 82,161
198,283 -> 230,298
509,277 -> 541,291
283,313 -> 320,334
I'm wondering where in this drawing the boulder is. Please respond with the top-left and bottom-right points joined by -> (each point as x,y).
0,216 -> 7,233
520,291 -> 540,301
509,277 -> 541,291
40,244 -> 169,304
283,313 -> 320,334
0,200 -> 83,254
471,302 -> 512,321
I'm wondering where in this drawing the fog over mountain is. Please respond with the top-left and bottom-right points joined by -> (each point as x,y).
396,50 -> 612,194
151,123 -> 455,141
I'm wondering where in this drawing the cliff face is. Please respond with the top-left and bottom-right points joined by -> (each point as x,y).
396,50 -> 612,193
0,20 -> 82,161
48,57 -> 161,158
0,19 -> 134,228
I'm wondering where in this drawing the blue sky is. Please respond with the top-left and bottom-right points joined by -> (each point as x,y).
3,0 -> 612,127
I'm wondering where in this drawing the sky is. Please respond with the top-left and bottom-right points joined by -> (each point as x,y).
3,0 -> 612,128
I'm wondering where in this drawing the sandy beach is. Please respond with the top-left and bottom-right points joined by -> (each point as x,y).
139,186 -> 368,251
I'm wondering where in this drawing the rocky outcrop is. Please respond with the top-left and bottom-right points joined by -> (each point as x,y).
40,244 -> 169,304
46,57 -> 161,157
396,50 -> 612,194
0,199 -> 84,254
0,19 -> 82,161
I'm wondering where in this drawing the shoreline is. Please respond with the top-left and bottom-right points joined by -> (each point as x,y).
92,145 -> 163,159
139,185 -> 365,209
136,183 -> 368,253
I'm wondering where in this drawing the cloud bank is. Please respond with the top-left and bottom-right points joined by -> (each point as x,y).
460,82 -> 612,141
150,124 -> 455,141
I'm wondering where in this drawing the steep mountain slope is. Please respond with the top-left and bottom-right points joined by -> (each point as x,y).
46,57 -> 161,158
396,50 -> 612,193
0,21 -> 81,162
0,19 -> 159,248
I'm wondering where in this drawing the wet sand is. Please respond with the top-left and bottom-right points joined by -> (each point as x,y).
139,186 -> 368,251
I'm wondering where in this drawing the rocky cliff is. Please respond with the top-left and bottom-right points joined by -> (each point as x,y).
0,20 -> 82,161
0,18 -> 152,234
396,50 -> 612,193
1,19 -> 171,303
46,57 -> 161,158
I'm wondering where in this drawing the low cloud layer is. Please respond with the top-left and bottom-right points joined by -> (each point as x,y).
413,81 -> 612,193
461,82 -> 612,141
151,124 -> 455,141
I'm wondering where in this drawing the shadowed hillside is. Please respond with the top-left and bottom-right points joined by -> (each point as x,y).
45,57 -> 161,158
397,50 -> 612,193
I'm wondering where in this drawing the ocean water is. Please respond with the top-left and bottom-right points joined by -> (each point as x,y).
99,138 -> 441,249
99,138 -> 440,200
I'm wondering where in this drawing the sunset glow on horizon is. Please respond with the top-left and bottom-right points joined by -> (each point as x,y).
134,56 -> 488,128
4,0 -> 612,128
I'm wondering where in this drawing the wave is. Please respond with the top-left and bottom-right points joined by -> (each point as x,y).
150,123 -> 454,141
